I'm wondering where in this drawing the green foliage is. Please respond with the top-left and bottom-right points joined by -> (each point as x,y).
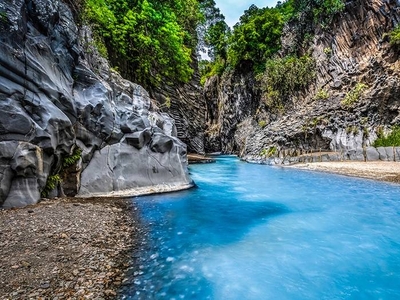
41,175 -> 61,198
341,83 -> 367,107
227,4 -> 288,70
205,20 -> 230,60
200,1 -> 296,83
292,0 -> 344,24
165,97 -> 171,108
314,88 -> 329,100
92,34 -> 108,58
41,147 -> 82,198
198,0 -> 230,60
259,55 -> 316,109
199,58 -> 226,85
346,125 -> 359,135
389,25 -> 400,46
323,47 -> 332,56
62,148 -> 82,169
373,126 -> 400,147
311,0 -> 344,21
83,0 -> 200,87
0,11 -> 7,22
258,120 -> 267,128
260,146 -> 277,157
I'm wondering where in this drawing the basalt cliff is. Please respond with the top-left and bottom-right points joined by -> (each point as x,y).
204,0 -> 400,162
0,0 -> 193,208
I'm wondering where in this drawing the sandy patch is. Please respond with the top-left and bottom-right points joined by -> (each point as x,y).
285,161 -> 400,183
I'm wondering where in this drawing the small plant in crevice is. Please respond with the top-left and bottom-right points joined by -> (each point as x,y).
41,147 -> 82,198
258,120 -> 267,128
267,146 -> 278,157
260,148 -> 268,156
389,25 -> 400,46
260,146 -> 278,158
360,117 -> 369,125
165,97 -> 171,109
323,47 -> 332,57
363,127 -> 369,138
41,174 -> 61,198
346,125 -> 359,135
0,11 -> 7,23
341,83 -> 367,107
62,148 -> 82,169
314,88 -> 329,100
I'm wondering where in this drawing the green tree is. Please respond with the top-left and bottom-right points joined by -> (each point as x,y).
227,5 -> 286,70
84,0 -> 201,88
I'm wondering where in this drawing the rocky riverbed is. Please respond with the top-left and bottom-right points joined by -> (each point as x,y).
0,197 -> 142,299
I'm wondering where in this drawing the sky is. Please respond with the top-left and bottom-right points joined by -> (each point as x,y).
215,0 -> 280,27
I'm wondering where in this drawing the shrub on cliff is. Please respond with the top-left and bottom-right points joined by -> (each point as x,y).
373,126 -> 400,147
341,83 -> 367,108
389,25 -> 400,46
259,55 -> 316,109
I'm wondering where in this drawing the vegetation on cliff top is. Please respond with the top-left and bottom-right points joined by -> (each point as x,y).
199,0 -> 345,85
83,0 -> 202,87
81,0 -> 345,90
258,55 -> 316,110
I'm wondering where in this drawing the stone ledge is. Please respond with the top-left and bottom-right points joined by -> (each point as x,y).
77,182 -> 195,198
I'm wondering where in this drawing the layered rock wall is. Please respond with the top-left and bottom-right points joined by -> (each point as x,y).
204,0 -> 400,161
0,0 -> 192,208
151,67 -> 206,154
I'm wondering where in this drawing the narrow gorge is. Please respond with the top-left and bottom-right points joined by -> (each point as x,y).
0,0 -> 399,209
204,0 -> 400,163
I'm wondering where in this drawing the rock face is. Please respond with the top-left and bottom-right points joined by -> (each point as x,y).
204,0 -> 400,161
151,68 -> 206,154
204,65 -> 261,153
0,0 -> 192,208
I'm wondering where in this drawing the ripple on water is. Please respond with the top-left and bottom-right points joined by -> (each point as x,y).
123,156 -> 400,299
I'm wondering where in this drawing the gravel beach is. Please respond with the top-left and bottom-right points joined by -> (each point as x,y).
285,161 -> 400,183
0,197 -> 142,299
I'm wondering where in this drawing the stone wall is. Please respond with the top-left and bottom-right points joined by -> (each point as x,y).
244,147 -> 400,165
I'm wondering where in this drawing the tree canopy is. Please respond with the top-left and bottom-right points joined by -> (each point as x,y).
84,0 -> 201,87
82,0 -> 345,88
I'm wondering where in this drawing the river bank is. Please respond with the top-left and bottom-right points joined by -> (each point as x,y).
0,197 -> 142,299
284,161 -> 400,184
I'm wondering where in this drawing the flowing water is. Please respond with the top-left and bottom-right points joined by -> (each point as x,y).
123,156 -> 400,299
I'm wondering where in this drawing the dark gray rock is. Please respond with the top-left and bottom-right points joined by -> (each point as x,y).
0,0 -> 192,207
78,140 -> 191,196
366,147 -> 380,161
125,130 -> 152,150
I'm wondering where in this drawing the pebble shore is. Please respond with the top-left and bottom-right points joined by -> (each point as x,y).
0,197 -> 142,299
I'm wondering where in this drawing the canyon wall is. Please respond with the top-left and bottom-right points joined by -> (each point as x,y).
0,0 -> 192,208
204,0 -> 400,161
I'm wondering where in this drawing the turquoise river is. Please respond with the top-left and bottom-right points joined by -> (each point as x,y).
123,156 -> 400,299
